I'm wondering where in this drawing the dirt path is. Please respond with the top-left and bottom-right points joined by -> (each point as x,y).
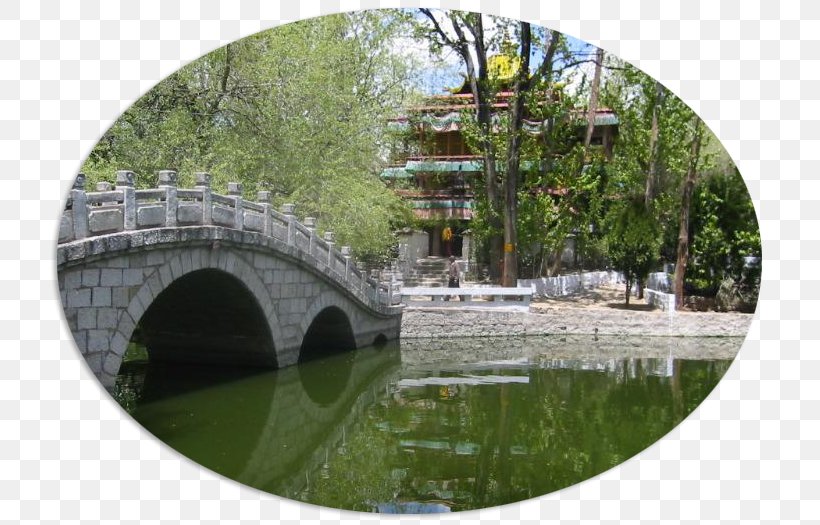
530,283 -> 660,312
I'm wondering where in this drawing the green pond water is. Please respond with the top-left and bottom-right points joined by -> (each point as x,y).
114,335 -> 739,513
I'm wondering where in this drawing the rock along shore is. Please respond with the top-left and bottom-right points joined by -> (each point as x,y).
400,306 -> 754,339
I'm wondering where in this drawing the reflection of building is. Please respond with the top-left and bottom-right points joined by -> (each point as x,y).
381,77 -> 618,263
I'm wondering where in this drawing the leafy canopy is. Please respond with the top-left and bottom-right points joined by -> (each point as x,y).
81,12 -> 418,261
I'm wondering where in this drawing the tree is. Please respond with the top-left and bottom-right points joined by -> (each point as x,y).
81,12 -> 417,262
604,199 -> 662,305
644,81 -> 666,210
688,161 -> 761,299
601,61 -> 706,296
582,47 -> 605,154
416,10 -> 569,285
416,10 -> 504,281
674,116 -> 705,309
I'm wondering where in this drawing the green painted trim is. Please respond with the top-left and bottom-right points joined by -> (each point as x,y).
379,167 -> 414,179
406,160 -> 483,173
410,200 -> 474,209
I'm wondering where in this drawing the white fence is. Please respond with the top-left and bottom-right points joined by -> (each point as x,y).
644,288 -> 676,312
517,271 -> 623,298
519,270 -> 678,312
647,272 -> 674,293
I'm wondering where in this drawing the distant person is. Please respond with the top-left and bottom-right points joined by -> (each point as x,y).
441,226 -> 453,257
446,255 -> 460,301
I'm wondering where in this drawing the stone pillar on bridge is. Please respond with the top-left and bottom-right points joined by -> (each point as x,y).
194,172 -> 212,225
257,191 -> 272,236
70,173 -> 89,240
281,203 -> 296,244
304,217 -> 316,256
116,170 -> 136,231
370,269 -> 380,303
227,182 -> 243,231
324,231 -> 335,268
157,170 -> 178,228
341,245 -> 352,281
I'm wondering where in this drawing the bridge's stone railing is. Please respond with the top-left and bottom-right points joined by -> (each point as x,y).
58,171 -> 398,309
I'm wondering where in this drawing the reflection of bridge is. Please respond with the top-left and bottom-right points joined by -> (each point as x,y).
57,171 -> 403,388
235,344 -> 401,497
128,341 -> 402,500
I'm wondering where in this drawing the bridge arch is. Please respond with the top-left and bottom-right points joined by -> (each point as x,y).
58,177 -> 404,389
103,246 -> 284,377
299,305 -> 356,363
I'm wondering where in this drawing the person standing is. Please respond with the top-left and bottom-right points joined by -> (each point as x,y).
446,255 -> 460,301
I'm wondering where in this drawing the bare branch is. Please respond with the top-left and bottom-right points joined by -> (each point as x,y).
419,9 -> 459,51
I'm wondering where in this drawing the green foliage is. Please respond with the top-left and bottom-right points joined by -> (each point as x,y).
688,166 -> 761,294
603,199 -> 662,301
601,59 -> 760,304
409,17 -> 761,288
455,58 -> 603,275
602,64 -> 694,191
81,12 -> 418,260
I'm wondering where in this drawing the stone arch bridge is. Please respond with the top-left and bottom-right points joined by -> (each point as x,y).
57,171 -> 403,389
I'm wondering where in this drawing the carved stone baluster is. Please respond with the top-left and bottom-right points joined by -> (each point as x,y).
257,191 -> 272,237
116,170 -> 136,231
341,245 -> 351,281
371,269 -> 380,303
71,173 -> 89,240
157,170 -> 178,227
360,264 -> 366,296
227,182 -> 243,231
324,231 -> 335,268
281,203 -> 296,245
194,173 -> 212,225
304,217 -> 316,257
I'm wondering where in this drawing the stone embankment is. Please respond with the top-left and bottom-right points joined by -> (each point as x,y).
400,285 -> 755,339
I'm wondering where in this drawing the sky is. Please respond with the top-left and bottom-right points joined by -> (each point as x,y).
392,8 -> 601,96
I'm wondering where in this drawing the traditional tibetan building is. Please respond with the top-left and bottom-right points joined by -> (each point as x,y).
381,68 -> 618,263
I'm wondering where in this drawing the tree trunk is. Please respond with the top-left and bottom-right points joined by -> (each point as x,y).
549,246 -> 563,276
674,117 -> 704,309
538,31 -> 560,185
645,81 -> 665,210
624,276 -> 631,305
583,47 -> 604,152
447,12 -> 504,282
501,22 -> 532,287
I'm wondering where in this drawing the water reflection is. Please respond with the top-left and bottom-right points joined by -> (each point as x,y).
115,335 -> 739,513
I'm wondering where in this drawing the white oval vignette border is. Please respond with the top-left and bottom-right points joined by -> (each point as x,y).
8,0 -> 812,524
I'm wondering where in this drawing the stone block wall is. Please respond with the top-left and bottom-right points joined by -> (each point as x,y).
58,226 -> 402,389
